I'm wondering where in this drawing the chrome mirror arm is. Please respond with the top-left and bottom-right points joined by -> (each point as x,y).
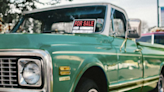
120,38 -> 127,52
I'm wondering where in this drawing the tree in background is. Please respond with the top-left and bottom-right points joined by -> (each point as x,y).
141,20 -> 149,33
0,0 -> 71,23
0,0 -> 12,23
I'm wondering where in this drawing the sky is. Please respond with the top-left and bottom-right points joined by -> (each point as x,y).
107,0 -> 164,28
37,0 -> 164,29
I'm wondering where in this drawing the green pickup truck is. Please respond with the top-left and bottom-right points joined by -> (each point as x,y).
0,2 -> 163,92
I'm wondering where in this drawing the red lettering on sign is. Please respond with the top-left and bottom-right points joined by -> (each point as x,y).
74,21 -> 83,26
83,21 -> 94,26
90,21 -> 94,26
74,20 -> 95,27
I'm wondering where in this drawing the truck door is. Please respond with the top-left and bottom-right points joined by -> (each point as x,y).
140,45 -> 162,91
109,8 -> 143,91
118,40 -> 143,82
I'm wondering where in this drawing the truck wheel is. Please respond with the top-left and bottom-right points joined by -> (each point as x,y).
75,78 -> 100,92
158,74 -> 164,92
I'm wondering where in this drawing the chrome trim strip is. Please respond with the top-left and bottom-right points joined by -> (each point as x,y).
116,83 -> 143,92
0,49 -> 53,92
109,79 -> 143,88
118,78 -> 158,92
109,76 -> 159,90
52,51 -> 117,55
52,51 -> 164,58
143,55 -> 164,58
144,76 -> 159,81
143,80 -> 158,86
52,51 -> 141,56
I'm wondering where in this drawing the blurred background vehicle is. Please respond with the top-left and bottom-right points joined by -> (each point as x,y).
136,27 -> 164,45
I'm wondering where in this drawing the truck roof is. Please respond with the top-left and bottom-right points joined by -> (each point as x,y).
22,2 -> 126,15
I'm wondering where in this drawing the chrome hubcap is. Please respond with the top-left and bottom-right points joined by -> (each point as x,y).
88,88 -> 98,92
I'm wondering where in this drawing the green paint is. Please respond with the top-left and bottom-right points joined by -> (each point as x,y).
0,33 -> 163,91
1,3 -> 164,92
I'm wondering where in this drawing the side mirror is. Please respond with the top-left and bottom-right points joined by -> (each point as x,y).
126,19 -> 141,38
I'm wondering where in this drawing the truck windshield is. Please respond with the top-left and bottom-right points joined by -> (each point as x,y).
13,5 -> 106,34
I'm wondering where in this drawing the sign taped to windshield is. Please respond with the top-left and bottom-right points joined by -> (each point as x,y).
72,19 -> 96,33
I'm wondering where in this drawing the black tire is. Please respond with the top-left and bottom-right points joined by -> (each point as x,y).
75,78 -> 100,92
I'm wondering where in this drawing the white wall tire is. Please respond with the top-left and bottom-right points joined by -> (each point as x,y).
88,88 -> 98,92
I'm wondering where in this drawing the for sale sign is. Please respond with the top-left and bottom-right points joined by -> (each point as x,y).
72,19 -> 96,33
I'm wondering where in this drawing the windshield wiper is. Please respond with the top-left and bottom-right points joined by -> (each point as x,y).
42,30 -> 72,34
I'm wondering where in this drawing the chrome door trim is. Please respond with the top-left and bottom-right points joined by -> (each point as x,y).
109,76 -> 159,91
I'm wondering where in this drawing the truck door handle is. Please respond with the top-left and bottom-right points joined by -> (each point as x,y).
134,49 -> 142,52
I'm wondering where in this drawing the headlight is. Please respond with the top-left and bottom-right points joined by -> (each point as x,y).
18,59 -> 42,87
23,62 -> 41,84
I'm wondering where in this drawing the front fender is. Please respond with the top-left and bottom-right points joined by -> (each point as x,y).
48,47 -> 112,92
70,57 -> 107,92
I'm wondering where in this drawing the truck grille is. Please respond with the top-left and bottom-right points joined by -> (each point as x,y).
0,58 -> 18,88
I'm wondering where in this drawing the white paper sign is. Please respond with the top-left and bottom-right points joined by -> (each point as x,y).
72,19 -> 96,33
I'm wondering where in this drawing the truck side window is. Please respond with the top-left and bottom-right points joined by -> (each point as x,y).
110,8 -> 126,37
113,19 -> 125,36
18,18 -> 42,33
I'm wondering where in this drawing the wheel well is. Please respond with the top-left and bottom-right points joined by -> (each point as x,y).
160,66 -> 164,76
75,66 -> 108,92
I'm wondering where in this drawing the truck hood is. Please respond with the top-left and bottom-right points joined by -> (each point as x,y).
0,33 -> 111,49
